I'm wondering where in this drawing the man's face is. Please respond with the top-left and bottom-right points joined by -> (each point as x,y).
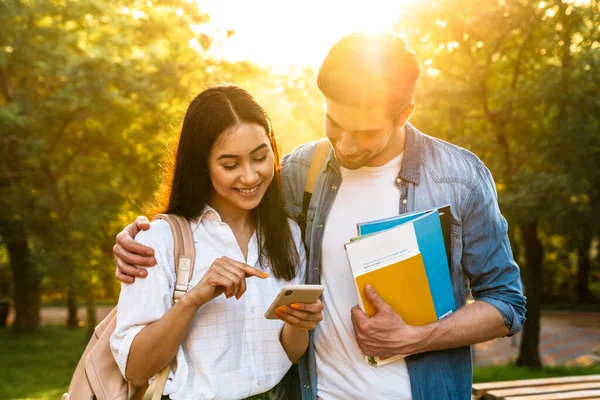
324,98 -> 399,170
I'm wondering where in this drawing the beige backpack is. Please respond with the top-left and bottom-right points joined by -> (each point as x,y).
62,214 -> 195,400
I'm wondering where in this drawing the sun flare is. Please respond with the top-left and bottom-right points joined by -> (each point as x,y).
197,0 -> 409,67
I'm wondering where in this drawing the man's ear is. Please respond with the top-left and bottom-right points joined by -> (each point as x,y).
395,102 -> 416,127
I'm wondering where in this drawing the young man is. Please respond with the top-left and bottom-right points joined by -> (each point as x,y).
113,32 -> 526,399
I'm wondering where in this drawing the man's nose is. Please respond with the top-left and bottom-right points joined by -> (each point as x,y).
337,132 -> 360,156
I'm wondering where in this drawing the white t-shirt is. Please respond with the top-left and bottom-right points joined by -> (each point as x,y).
111,206 -> 306,400
314,152 -> 413,400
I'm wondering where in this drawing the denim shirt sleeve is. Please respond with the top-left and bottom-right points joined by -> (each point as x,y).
461,164 -> 526,337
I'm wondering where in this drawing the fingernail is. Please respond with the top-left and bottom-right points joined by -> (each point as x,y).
274,311 -> 282,318
290,304 -> 301,310
128,278 -> 134,283
276,306 -> 287,313
140,271 -> 147,277
146,250 -> 154,257
261,272 -> 269,278
148,257 -> 156,266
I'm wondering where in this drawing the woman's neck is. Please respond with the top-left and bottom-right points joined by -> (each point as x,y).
207,197 -> 255,233
208,196 -> 255,261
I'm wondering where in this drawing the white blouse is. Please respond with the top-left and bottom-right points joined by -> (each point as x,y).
111,206 -> 306,400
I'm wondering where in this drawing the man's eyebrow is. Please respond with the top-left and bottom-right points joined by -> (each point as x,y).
325,114 -> 342,128
326,114 -> 383,134
216,143 -> 269,160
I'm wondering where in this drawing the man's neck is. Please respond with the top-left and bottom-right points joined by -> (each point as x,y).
366,125 -> 407,168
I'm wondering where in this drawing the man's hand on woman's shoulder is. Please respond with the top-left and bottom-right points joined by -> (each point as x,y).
113,216 -> 156,283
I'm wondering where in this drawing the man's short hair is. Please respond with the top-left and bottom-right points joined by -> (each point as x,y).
317,31 -> 422,116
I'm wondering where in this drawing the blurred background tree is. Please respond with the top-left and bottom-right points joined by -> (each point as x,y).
403,0 -> 600,368
0,0 -> 324,333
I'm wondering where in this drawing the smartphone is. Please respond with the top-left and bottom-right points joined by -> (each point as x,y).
264,284 -> 324,319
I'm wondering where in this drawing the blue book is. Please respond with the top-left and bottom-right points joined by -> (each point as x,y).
357,205 -> 452,268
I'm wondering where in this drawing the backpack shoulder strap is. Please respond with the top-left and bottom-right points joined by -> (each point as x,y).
304,138 -> 330,195
142,214 -> 195,400
299,139 -> 330,236
151,214 -> 195,303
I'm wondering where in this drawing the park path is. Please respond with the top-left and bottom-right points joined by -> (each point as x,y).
10,307 -> 599,366
472,311 -> 600,366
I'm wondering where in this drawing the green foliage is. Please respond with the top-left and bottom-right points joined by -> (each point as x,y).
0,0 -> 326,314
0,0 -> 246,308
403,0 -> 600,302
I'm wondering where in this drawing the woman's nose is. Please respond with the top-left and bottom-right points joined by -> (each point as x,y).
239,164 -> 259,185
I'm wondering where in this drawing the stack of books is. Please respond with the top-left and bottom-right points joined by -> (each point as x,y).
344,206 -> 456,366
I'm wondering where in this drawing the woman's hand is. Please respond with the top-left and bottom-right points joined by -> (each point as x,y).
186,256 -> 269,307
274,299 -> 324,332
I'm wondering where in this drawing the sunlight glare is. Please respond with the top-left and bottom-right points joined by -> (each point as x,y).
196,0 -> 412,67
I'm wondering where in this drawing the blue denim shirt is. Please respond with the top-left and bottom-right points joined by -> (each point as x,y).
280,123 -> 526,400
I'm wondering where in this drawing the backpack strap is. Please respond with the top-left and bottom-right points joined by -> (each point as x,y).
151,214 -> 195,303
298,138 -> 330,239
141,214 -> 195,400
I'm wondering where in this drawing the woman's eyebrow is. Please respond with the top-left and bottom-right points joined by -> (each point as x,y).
217,143 -> 269,160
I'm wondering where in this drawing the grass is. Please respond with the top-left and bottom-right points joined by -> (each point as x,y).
1,326 -> 599,399
0,326 -> 88,400
473,364 -> 600,383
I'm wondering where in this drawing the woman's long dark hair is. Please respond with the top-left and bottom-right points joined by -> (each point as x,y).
162,84 -> 298,280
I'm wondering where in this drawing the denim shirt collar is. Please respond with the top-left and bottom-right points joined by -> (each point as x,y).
325,147 -> 340,176
398,122 -> 422,185
323,122 -> 422,185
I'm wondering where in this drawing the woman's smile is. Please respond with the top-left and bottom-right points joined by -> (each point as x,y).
235,184 -> 261,197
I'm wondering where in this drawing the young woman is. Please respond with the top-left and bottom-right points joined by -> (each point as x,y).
110,85 -> 323,400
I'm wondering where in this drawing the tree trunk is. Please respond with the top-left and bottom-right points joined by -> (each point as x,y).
86,288 -> 97,337
516,218 -> 543,368
0,220 -> 40,331
575,232 -> 592,304
66,281 -> 78,329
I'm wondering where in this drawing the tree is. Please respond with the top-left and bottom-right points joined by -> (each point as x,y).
0,0 -> 226,330
401,0 -> 600,368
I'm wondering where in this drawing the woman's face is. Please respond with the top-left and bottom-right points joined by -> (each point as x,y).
207,122 -> 275,213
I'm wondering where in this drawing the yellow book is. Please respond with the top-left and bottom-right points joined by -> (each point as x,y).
355,252 -> 437,325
